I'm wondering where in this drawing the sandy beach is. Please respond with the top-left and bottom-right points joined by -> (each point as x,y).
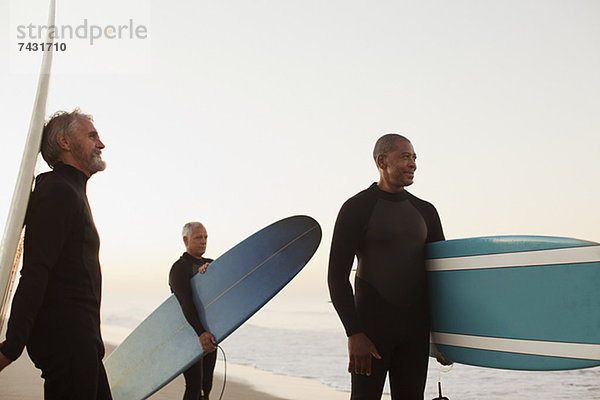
0,343 -> 360,400
0,345 -> 284,400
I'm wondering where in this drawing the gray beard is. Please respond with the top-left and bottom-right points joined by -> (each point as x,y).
73,150 -> 106,176
89,156 -> 107,175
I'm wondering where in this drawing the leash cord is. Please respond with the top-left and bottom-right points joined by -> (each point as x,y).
435,362 -> 453,399
216,345 -> 227,400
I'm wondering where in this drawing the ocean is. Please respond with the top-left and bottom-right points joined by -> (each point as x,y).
101,296 -> 600,399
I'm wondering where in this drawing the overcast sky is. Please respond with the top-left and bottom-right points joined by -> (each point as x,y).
1,0 -> 599,316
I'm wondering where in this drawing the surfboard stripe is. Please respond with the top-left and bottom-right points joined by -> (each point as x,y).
432,332 -> 600,361
427,245 -> 600,272
203,224 -> 319,310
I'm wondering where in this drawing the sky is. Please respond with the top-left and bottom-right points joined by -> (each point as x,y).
1,0 -> 599,322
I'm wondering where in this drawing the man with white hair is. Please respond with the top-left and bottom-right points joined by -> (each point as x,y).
169,222 -> 218,400
0,109 -> 112,399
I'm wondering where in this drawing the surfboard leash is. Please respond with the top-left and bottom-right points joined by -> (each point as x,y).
432,363 -> 453,400
216,345 -> 227,400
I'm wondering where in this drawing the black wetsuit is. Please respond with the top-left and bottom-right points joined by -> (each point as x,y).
1,163 -> 111,400
169,252 -> 217,400
328,183 -> 444,400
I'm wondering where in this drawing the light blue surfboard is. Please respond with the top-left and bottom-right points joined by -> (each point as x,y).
105,215 -> 321,400
427,236 -> 600,371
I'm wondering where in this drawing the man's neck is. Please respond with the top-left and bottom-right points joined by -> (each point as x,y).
377,180 -> 405,194
57,156 -> 91,177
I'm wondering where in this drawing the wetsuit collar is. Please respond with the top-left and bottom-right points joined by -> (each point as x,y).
182,252 -> 208,264
53,162 -> 90,187
369,182 -> 409,202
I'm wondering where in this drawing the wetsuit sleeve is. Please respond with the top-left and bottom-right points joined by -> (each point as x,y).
425,204 -> 444,243
328,198 -> 369,337
1,180 -> 77,361
169,262 -> 206,336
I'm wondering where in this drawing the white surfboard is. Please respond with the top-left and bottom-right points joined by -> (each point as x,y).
0,0 -> 56,335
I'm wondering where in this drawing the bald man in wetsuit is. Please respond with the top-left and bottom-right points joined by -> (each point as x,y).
328,134 -> 448,400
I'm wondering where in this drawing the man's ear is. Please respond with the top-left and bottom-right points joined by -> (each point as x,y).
56,132 -> 71,151
183,236 -> 189,248
376,154 -> 386,170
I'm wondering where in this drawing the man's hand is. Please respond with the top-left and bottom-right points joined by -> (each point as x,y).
0,343 -> 13,372
199,332 -> 217,353
348,332 -> 381,376
436,352 -> 453,366
198,263 -> 209,274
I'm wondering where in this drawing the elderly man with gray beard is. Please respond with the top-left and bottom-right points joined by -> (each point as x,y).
0,109 -> 112,400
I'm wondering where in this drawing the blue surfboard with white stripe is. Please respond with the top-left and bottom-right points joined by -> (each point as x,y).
427,236 -> 600,371
105,215 -> 321,399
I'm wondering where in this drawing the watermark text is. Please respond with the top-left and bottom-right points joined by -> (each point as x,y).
16,19 -> 148,45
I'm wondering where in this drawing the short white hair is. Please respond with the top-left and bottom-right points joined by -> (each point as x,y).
182,222 -> 204,238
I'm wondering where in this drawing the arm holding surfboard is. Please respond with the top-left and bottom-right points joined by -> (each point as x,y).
169,255 -> 215,350
169,259 -> 217,352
